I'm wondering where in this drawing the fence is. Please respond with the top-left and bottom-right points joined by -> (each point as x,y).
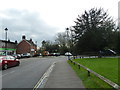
69,59 -> 120,90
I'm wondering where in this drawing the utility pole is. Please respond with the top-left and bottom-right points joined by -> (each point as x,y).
4,28 -> 8,56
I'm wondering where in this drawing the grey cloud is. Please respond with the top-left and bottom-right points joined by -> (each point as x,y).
0,9 -> 58,46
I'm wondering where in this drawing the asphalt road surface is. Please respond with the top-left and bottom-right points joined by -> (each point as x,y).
2,56 -> 67,88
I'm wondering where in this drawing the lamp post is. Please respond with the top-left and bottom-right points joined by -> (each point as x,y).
35,41 -> 37,55
66,28 -> 70,60
5,28 -> 8,55
66,27 -> 69,47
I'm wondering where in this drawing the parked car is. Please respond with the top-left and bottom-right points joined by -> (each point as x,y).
48,53 -> 60,56
48,53 -> 54,56
32,54 -> 40,57
12,54 -> 21,59
99,49 -> 117,56
54,53 -> 60,56
0,55 -> 20,70
65,52 -> 72,56
17,54 -> 21,59
12,54 -> 18,59
21,53 -> 31,58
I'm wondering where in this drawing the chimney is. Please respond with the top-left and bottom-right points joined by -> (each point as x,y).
8,39 -> 10,42
30,38 -> 32,42
15,40 -> 17,44
22,35 -> 26,40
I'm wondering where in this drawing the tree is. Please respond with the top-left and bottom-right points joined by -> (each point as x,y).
73,8 -> 115,55
54,29 -> 78,55
55,32 -> 70,54
41,40 -> 60,54
55,32 -> 67,47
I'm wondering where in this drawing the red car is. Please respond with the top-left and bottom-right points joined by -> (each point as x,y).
0,55 -> 20,70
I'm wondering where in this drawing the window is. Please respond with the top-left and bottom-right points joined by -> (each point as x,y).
9,56 -> 15,60
3,56 -> 10,60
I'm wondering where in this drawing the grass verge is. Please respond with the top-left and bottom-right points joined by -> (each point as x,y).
68,57 -> 119,89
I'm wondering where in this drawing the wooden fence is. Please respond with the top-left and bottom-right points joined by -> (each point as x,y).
70,60 -> 120,90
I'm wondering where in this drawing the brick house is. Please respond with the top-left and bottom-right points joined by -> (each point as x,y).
16,35 -> 37,56
0,40 -> 17,55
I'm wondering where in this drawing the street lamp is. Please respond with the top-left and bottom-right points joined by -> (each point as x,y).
66,28 -> 69,38
66,27 -> 69,46
4,28 -> 8,55
66,28 -> 70,60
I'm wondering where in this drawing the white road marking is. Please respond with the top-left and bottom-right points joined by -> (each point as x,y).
33,62 -> 56,90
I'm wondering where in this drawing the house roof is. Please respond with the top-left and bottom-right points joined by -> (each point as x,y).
0,40 -> 17,44
26,40 -> 37,46
18,35 -> 37,47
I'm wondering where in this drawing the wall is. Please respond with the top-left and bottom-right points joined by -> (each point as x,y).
16,40 -> 30,54
0,40 -> 17,55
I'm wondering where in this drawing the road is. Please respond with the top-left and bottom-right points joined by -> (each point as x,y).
2,56 -> 67,88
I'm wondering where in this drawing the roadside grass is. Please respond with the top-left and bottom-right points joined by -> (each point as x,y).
68,57 -> 119,89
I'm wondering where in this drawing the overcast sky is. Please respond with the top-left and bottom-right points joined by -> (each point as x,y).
0,0 -> 119,46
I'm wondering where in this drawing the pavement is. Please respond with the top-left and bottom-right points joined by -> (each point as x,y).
45,58 -> 85,88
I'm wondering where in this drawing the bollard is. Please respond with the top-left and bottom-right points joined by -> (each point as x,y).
78,65 -> 80,69
72,61 -> 74,64
73,56 -> 75,59
76,56 -> 77,59
68,56 -> 70,60
88,71 -> 90,76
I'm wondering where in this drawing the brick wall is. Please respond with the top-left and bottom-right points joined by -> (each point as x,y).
16,40 -> 30,54
30,45 -> 37,55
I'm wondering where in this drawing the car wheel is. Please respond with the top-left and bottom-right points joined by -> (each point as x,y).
3,64 -> 8,70
16,62 -> 20,66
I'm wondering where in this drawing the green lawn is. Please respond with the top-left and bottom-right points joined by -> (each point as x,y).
68,57 -> 119,88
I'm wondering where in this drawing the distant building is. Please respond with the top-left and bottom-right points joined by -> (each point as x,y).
16,35 -> 37,56
0,40 -> 17,55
